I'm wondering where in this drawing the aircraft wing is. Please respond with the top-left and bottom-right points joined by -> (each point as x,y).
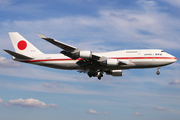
38,33 -> 102,60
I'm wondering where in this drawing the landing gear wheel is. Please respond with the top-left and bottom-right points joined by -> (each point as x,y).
88,72 -> 92,77
88,70 -> 104,80
156,67 -> 160,75
156,71 -> 160,75
87,71 -> 97,78
98,72 -> 103,80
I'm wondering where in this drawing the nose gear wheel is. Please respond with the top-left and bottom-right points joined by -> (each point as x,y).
156,67 -> 160,75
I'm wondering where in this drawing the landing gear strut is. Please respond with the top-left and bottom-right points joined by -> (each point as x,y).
156,67 -> 160,75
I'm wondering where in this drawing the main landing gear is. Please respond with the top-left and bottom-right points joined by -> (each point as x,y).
98,74 -> 103,80
87,70 -> 103,80
156,67 -> 160,75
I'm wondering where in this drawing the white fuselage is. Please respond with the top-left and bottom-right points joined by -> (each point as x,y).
15,49 -> 177,70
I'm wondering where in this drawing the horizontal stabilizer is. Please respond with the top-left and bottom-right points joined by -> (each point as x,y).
4,49 -> 33,59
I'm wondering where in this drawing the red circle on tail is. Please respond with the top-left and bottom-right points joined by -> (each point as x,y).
17,40 -> 27,50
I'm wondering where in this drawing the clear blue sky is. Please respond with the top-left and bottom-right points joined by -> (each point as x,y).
0,0 -> 180,120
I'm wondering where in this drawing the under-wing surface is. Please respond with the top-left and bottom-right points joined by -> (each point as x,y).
4,32 -> 177,80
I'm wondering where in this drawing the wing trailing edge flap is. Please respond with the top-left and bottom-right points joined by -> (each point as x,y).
4,49 -> 33,59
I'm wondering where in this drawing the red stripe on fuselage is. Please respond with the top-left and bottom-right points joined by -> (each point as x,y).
111,57 -> 177,59
21,57 -> 177,63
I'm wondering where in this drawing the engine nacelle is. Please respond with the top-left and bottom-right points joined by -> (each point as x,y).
79,51 -> 92,58
102,59 -> 120,66
106,70 -> 123,76
75,51 -> 92,58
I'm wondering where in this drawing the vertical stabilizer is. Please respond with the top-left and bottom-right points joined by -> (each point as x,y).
9,32 -> 43,56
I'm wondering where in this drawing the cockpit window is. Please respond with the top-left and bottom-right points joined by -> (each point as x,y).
161,50 -> 165,52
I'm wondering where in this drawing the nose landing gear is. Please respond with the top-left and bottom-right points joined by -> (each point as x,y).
156,67 -> 160,75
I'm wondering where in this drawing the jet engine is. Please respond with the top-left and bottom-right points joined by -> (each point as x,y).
75,51 -> 92,58
106,70 -> 123,76
101,59 -> 120,66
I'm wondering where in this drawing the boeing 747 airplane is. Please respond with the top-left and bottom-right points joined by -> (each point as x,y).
4,32 -> 177,80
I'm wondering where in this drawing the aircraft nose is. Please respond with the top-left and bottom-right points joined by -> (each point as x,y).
171,56 -> 177,63
174,57 -> 177,61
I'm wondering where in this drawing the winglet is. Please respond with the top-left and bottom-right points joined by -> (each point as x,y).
38,33 -> 48,39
